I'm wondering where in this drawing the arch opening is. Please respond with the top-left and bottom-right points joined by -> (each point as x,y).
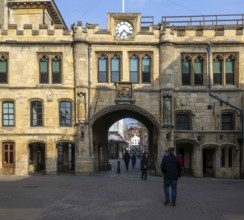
91,105 -> 160,172
28,142 -> 46,175
56,142 -> 75,174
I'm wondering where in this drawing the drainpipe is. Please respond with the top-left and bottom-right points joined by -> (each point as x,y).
88,45 -> 92,156
207,44 -> 243,178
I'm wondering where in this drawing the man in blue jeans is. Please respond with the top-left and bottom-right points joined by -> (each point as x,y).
161,147 -> 182,207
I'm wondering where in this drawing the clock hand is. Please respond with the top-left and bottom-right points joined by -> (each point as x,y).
122,29 -> 129,34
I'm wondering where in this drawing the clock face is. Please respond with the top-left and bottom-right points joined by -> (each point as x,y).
115,21 -> 134,39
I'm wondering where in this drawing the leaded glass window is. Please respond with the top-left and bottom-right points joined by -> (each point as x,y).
40,56 -> 49,84
31,101 -> 43,126
222,113 -> 234,130
226,57 -> 234,85
194,58 -> 203,85
60,101 -> 72,127
213,58 -> 222,85
130,55 -> 139,83
2,101 -> 14,126
111,55 -> 120,82
142,55 -> 151,83
175,114 -> 190,130
182,58 -> 191,85
0,56 -> 7,84
98,55 -> 108,82
52,56 -> 61,84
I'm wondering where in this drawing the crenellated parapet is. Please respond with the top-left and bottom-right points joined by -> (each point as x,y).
72,21 -> 88,42
160,14 -> 244,43
0,23 -> 72,41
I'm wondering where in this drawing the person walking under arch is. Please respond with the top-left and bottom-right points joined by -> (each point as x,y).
161,147 -> 182,207
123,150 -> 131,171
140,152 -> 149,180
131,153 -> 136,168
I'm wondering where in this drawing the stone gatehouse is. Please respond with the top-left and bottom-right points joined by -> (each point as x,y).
0,0 -> 243,178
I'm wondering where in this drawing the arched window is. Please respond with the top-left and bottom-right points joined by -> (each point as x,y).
111,55 -> 120,82
59,101 -> 72,127
52,55 -> 61,84
98,55 -> 108,82
39,54 -> 62,84
0,54 -> 8,84
182,56 -> 191,85
194,56 -> 203,85
39,55 -> 49,84
175,114 -> 190,130
142,54 -> 151,83
130,55 -> 139,83
213,56 -> 222,85
222,113 -> 234,130
2,101 -> 14,126
225,56 -> 234,85
31,101 -> 43,126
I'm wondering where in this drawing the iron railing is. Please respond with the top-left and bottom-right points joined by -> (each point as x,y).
141,16 -> 154,27
161,14 -> 244,27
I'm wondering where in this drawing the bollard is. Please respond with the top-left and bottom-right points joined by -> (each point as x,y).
117,160 -> 121,174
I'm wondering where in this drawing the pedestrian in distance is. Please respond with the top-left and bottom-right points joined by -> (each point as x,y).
140,152 -> 149,180
131,153 -> 136,168
161,147 -> 182,207
123,150 -> 131,171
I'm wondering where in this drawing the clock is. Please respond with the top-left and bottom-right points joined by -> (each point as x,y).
115,21 -> 134,39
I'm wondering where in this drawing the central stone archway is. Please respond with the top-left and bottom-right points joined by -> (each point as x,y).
91,104 -> 161,172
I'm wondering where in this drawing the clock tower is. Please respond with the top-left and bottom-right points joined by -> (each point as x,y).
107,13 -> 141,41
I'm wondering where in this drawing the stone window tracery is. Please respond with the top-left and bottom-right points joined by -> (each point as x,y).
0,54 -> 8,84
97,53 -> 121,83
38,53 -> 62,84
129,52 -> 152,84
213,53 -> 238,86
181,53 -> 206,86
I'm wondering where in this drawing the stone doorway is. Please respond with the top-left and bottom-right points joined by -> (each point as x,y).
2,142 -> 15,175
28,142 -> 46,174
176,143 -> 194,176
57,142 -> 75,174
203,148 -> 216,177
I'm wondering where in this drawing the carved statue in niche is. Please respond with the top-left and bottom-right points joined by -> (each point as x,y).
77,90 -> 86,122
163,96 -> 172,124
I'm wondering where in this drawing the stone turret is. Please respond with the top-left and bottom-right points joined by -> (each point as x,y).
1,0 -> 67,30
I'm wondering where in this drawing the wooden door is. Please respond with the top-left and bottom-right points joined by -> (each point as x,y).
2,143 -> 15,175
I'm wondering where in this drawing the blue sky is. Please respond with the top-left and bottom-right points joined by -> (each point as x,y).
55,0 -> 243,29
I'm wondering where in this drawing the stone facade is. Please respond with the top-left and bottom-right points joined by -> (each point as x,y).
0,0 -> 243,178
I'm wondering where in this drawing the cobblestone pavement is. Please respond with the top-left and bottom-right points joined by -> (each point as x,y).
0,159 -> 244,220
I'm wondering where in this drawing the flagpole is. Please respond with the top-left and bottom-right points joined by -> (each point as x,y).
122,0 -> 124,13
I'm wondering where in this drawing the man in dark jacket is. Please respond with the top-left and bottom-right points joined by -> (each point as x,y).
123,150 -> 131,171
161,147 -> 181,207
140,152 -> 148,180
